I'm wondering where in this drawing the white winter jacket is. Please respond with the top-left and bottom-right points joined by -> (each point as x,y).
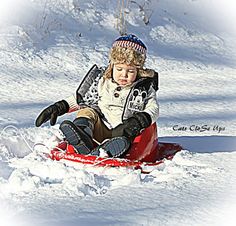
97,78 -> 159,127
65,65 -> 159,128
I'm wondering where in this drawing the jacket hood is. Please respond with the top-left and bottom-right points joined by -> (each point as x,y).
139,68 -> 158,78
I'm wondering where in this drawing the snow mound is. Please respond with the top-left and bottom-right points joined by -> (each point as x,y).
0,130 -> 225,199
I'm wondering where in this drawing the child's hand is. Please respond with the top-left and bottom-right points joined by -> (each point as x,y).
35,100 -> 69,127
112,112 -> 151,139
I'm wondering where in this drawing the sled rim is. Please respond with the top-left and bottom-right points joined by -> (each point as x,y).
49,141 -> 182,170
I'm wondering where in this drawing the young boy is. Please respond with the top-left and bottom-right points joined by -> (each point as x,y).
35,34 -> 159,157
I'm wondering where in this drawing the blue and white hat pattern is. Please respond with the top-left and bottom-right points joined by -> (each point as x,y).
112,34 -> 147,55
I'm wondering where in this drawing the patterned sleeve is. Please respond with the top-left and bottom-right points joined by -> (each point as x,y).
64,65 -> 104,113
143,86 -> 159,123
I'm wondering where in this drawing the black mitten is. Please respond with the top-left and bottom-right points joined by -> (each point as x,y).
112,112 -> 152,139
35,100 -> 69,127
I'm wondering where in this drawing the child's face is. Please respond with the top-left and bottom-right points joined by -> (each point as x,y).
113,64 -> 138,86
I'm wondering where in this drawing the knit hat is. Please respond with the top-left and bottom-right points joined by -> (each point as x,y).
109,34 -> 147,68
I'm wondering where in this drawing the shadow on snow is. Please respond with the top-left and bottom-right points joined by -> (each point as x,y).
159,135 -> 236,153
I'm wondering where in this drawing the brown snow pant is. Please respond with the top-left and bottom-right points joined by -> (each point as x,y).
76,107 -> 112,144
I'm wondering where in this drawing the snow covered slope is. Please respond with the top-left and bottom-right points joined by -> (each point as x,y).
0,0 -> 236,225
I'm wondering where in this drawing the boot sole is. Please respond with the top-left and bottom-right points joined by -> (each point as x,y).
59,120 -> 94,151
102,137 -> 130,157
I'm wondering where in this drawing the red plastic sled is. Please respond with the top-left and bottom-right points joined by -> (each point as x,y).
49,123 -> 182,172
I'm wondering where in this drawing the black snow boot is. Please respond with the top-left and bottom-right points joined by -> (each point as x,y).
59,117 -> 94,154
90,136 -> 131,158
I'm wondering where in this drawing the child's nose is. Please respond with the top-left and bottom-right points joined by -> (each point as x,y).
121,70 -> 128,78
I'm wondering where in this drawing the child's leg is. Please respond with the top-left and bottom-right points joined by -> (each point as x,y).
76,107 -> 112,143
59,107 -> 111,154
61,107 -> 130,157
77,108 -> 131,157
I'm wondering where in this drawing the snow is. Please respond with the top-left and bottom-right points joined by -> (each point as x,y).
0,0 -> 236,225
